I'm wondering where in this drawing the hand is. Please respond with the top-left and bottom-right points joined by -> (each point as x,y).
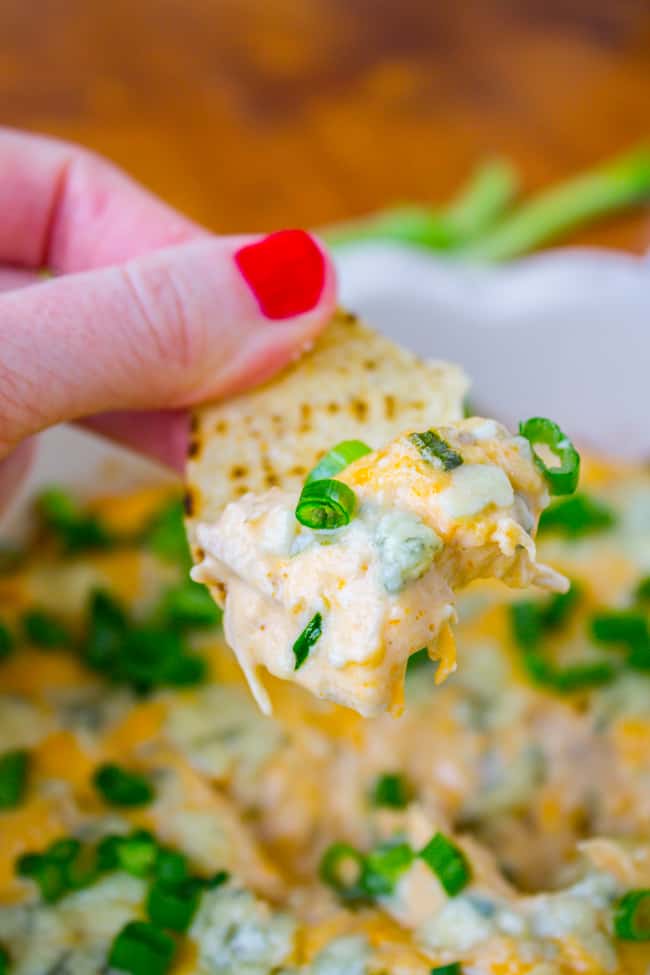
0,129 -> 337,505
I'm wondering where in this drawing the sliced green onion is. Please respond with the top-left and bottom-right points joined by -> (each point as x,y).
419,833 -> 470,896
118,627 -> 205,693
306,440 -> 372,483
296,479 -> 357,530
93,763 -> 155,808
64,843 -> 101,891
0,945 -> 9,975
158,580 -> 222,630
522,651 -> 615,693
459,145 -> 650,262
293,612 -> 323,670
22,609 -> 72,648
510,584 -> 581,644
17,853 -> 66,903
48,838 -> 81,863
407,646 -> 433,673
510,586 -> 605,692
614,889 -> 650,941
156,651 -> 207,687
83,589 -> 129,675
0,749 -> 29,809
540,583 -> 582,631
319,843 -> 366,902
82,589 -> 206,692
510,601 -> 542,651
538,493 -> 616,538
591,611 -> 649,648
0,622 -> 13,661
635,576 -> 650,603
371,773 -> 411,809
430,965 -> 462,975
16,837 -> 82,903
147,877 -> 201,933
204,869 -> 230,889
108,920 -> 176,975
155,849 -> 189,885
518,418 -> 580,496
145,498 -> 192,568
36,486 -> 112,554
409,431 -> 463,472
98,831 -> 159,876
591,610 -> 650,673
362,842 -> 414,897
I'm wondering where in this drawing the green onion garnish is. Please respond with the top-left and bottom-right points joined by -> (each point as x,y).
319,842 -> 366,902
361,842 -> 414,897
292,612 -> 323,670
17,852 -> 65,902
22,609 -> 72,649
98,831 -> 159,876
93,763 -> 155,808
522,652 -> 615,693
510,584 -> 582,643
510,601 -> 542,651
319,840 -> 414,902
371,773 -> 411,809
430,965 -> 462,975
306,440 -> 372,483
518,418 -> 580,496
409,431 -> 463,472
147,877 -> 201,933
82,590 -> 206,693
0,622 -> 13,661
36,486 -> 112,554
158,580 -> 222,630
614,889 -> 650,941
591,611 -> 649,648
419,833 -> 470,896
63,843 -> 100,891
296,479 -> 357,530
538,493 -> 616,538
17,837 -> 83,903
590,610 -> 650,672
145,497 -> 192,568
510,589 -> 615,692
459,145 -> 650,263
0,749 -> 29,809
108,920 -> 176,975
155,848 -> 189,885
205,869 -> 230,888
83,589 -> 129,674
407,646 -> 434,673
0,945 -> 9,975
636,576 -> 650,603
540,583 -> 583,631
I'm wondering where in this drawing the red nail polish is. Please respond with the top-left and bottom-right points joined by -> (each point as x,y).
234,229 -> 326,320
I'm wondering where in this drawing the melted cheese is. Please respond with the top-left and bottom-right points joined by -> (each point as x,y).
193,418 -> 564,716
0,466 -> 650,974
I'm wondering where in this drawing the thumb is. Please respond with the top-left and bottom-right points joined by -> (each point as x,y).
0,230 -> 336,457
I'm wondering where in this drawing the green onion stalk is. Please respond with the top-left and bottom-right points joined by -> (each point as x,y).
322,145 -> 650,263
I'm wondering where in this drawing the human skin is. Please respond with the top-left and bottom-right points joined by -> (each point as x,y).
0,129 -> 337,506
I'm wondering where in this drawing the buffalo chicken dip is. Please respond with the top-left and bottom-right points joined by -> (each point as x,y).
1,444 -> 650,973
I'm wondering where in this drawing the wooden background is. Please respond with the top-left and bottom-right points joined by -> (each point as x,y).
2,0 -> 649,252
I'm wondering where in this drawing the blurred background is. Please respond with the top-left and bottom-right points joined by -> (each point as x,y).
3,0 -> 649,250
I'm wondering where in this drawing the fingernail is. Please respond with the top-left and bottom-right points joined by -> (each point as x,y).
234,229 -> 326,320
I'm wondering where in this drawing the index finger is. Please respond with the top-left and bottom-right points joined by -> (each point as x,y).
0,128 -> 206,271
